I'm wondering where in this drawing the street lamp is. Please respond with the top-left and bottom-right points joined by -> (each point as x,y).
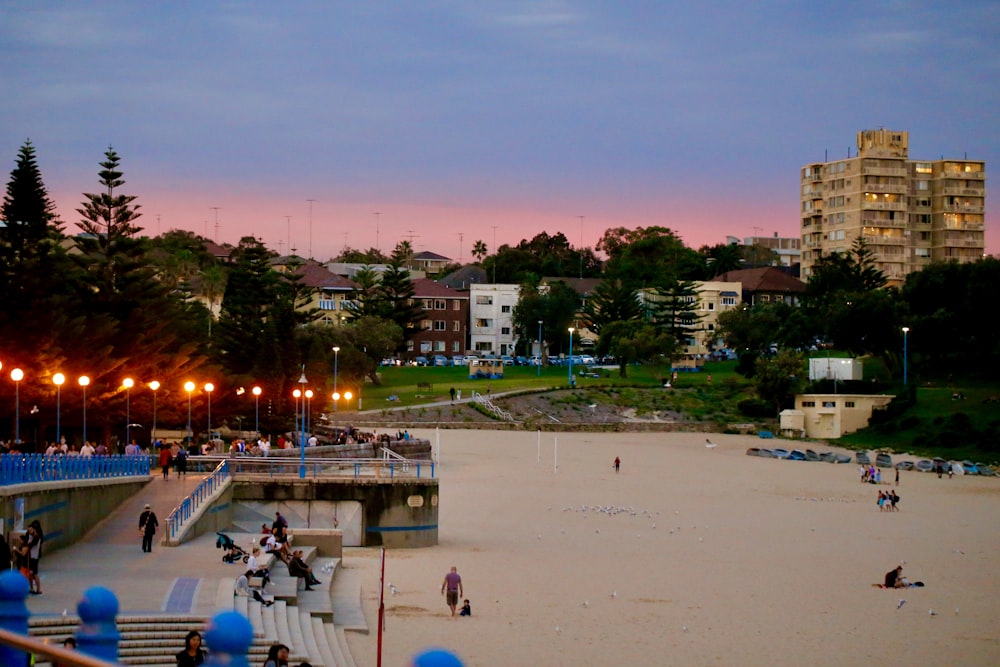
537,320 -> 543,377
252,386 -> 262,439
11,368 -> 24,443
184,381 -> 196,444
53,373 -> 65,446
332,346 -> 340,411
123,378 -> 134,448
204,383 -> 215,443
149,381 -> 160,444
344,391 -> 353,411
902,326 -> 910,386
297,367 -> 308,478
305,389 -> 314,439
568,327 -> 575,387
78,376 -> 90,445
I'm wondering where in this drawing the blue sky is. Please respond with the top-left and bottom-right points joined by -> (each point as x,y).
2,1 -> 997,260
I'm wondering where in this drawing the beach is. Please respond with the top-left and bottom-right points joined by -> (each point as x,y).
342,429 -> 1000,667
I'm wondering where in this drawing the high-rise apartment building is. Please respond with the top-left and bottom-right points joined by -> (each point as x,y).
800,129 -> 985,283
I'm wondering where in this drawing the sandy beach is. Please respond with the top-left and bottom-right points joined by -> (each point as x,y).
342,429 -> 1000,667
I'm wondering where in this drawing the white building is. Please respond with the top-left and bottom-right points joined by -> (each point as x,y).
469,284 -> 520,356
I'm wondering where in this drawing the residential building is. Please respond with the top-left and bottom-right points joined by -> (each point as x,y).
637,281 -> 742,369
406,278 -> 470,360
710,267 -> 806,306
800,129 -> 986,284
409,251 -> 453,276
273,257 -> 358,325
469,284 -> 520,356
725,232 -> 800,267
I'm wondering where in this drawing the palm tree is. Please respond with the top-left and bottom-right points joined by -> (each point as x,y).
471,240 -> 488,262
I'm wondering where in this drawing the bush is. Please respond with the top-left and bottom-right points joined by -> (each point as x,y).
737,398 -> 774,418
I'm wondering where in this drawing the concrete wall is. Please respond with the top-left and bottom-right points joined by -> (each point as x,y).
0,478 -> 149,553
230,478 -> 439,548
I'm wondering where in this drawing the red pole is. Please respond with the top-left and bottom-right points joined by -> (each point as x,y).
376,546 -> 385,667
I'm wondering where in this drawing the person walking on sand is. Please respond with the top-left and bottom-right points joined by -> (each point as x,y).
441,566 -> 463,616
139,503 -> 159,553
613,456 -> 621,473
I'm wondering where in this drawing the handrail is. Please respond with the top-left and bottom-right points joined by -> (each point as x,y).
226,457 -> 435,481
380,448 -> 408,461
473,391 -> 514,421
0,453 -> 150,486
165,459 -> 230,540
0,627 -> 116,667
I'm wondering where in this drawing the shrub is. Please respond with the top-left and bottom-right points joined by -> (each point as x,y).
738,398 -> 774,418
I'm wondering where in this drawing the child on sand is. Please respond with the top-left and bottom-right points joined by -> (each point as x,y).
460,599 -> 471,616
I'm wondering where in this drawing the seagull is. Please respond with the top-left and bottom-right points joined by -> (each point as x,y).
611,591 -> 617,599
583,600 -> 589,607
896,599 -> 906,610
682,625 -> 689,632
554,626 -> 561,633
929,609 -> 937,616
705,439 -> 717,448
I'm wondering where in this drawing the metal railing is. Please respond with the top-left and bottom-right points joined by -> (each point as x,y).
0,454 -> 150,487
165,459 -> 230,540
0,573 -> 254,667
473,391 -> 514,421
226,457 -> 435,481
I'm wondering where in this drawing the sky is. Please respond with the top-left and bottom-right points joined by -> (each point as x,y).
2,1 -> 998,261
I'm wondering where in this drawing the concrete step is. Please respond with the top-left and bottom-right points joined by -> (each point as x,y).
312,616 -> 339,667
299,609 -> 325,667
335,626 -> 359,667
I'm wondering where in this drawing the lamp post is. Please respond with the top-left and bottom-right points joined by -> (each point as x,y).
332,347 -> 340,411
11,368 -> 24,443
149,381 -> 160,444
297,367 -> 308,478
205,383 -> 215,443
537,320 -> 543,377
79,375 -> 90,445
53,373 -> 65,446
568,327 -> 575,387
252,386 -> 262,438
123,378 -> 134,448
902,326 -> 910,386
305,389 -> 314,439
185,381 -> 195,444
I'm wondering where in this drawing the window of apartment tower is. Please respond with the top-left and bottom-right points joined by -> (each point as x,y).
501,327 -> 511,335
453,320 -> 461,332
501,305 -> 511,313
422,299 -> 434,310
453,301 -> 461,310
435,300 -> 446,310
420,319 -> 432,330
434,321 -> 446,331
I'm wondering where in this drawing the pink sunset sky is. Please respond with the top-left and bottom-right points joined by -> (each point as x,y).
4,3 -> 997,260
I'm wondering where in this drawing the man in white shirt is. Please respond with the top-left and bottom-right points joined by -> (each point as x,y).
80,442 -> 95,458
307,434 -> 318,447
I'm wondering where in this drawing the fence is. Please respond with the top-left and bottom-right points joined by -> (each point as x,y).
165,459 -> 230,540
0,571 -> 254,667
0,454 -> 150,487
225,457 -> 436,480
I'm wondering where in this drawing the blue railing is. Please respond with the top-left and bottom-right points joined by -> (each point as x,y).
0,454 -> 150,486
166,459 -> 230,540
0,571 -> 254,667
226,457 -> 435,480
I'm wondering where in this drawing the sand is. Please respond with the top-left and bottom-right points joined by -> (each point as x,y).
341,429 -> 1000,667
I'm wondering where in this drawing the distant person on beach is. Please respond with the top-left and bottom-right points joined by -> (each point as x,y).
441,566 -> 463,616
450,387 -> 456,402
460,599 -> 471,616
139,503 -> 158,553
613,457 -> 620,473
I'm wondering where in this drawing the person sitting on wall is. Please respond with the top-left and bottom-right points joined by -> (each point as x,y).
287,550 -> 322,590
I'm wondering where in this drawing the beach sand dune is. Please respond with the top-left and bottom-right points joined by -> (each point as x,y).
345,430 -> 1000,667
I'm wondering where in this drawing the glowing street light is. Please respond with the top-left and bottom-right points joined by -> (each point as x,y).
123,378 -> 135,448
11,368 -> 24,443
53,373 -> 65,446
149,381 -> 160,444
205,383 -> 215,443
297,366 -> 308,479
78,375 -> 90,445
252,386 -> 262,438
344,390 -> 353,410
568,327 -> 575,387
332,346 -> 340,411
305,389 -> 314,439
184,381 -> 196,444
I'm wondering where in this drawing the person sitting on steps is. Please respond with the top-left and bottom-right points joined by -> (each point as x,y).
287,550 -> 322,590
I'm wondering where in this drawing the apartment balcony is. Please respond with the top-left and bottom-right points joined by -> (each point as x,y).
863,183 -> 907,194
861,201 -> 906,211
940,170 -> 985,180
940,185 -> 985,196
861,166 -> 906,177
863,235 -> 905,246
940,204 -> 985,214
860,218 -> 906,228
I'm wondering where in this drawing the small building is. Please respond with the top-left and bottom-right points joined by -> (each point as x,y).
406,278 -> 470,361
469,283 -> 520,356
779,409 -> 806,438
809,358 -> 863,381
794,393 -> 895,439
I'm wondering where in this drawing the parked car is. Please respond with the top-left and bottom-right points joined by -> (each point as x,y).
432,355 -> 450,366
528,356 -> 543,366
579,354 -> 596,365
515,356 -> 528,366
500,355 -> 515,366
465,355 -> 479,366
413,356 -> 430,366
451,355 -> 466,366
